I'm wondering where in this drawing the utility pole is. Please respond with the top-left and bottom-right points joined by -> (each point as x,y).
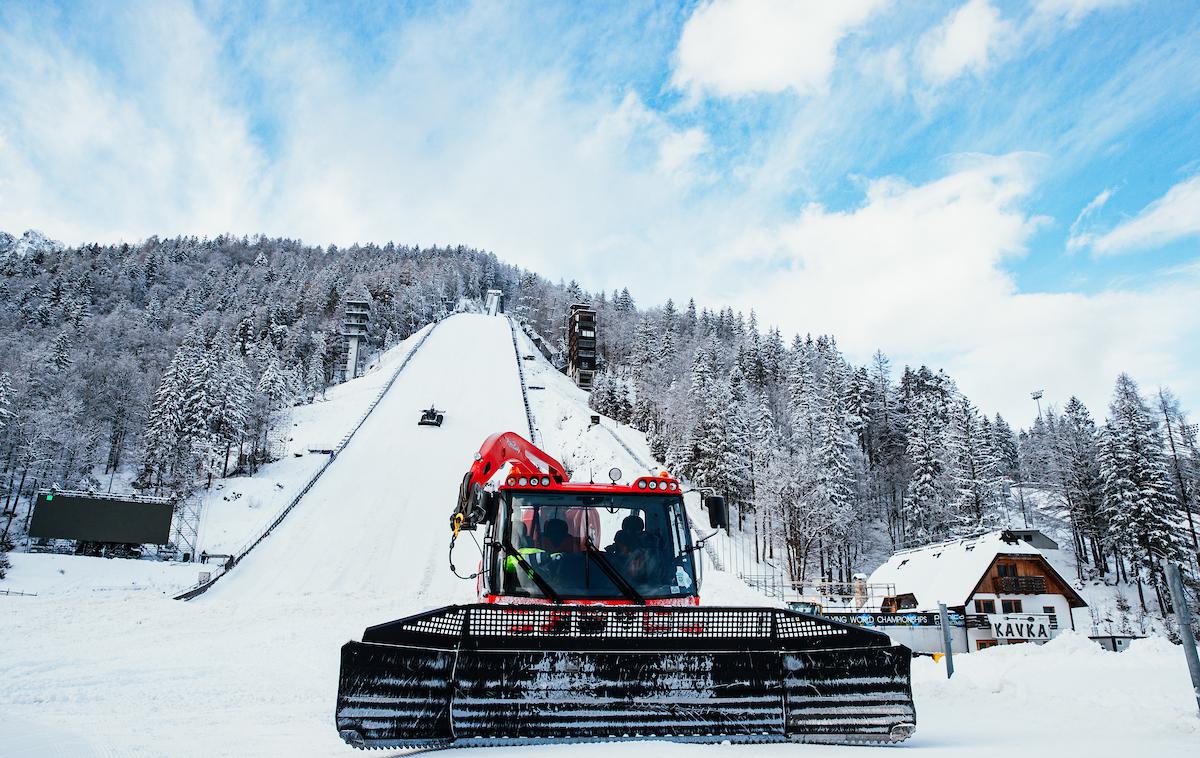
1164,563 -> 1200,715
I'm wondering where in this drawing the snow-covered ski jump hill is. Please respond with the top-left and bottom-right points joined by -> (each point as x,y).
2,313 -> 1197,757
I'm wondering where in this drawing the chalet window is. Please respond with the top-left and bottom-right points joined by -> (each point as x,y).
996,563 -> 1017,577
1001,599 -> 1023,614
1042,606 -> 1055,614
976,639 -> 998,651
974,599 -> 996,614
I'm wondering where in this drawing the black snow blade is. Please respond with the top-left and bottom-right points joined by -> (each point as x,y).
335,604 -> 915,750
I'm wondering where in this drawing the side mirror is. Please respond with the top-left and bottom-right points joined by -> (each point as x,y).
705,495 -> 728,530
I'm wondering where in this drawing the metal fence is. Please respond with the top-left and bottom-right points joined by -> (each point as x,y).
506,316 -> 542,446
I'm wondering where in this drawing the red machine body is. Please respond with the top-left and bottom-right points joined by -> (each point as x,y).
452,432 -> 699,607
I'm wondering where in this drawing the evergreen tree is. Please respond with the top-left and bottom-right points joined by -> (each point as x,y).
1098,373 -> 1180,612
0,371 -> 14,434
1053,397 -> 1107,575
1154,387 -> 1200,563
257,353 -> 293,411
50,330 -> 72,371
721,366 -> 753,520
944,396 -> 1002,525
991,414 -> 1020,479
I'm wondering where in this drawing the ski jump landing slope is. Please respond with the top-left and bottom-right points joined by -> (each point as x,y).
207,312 -> 528,608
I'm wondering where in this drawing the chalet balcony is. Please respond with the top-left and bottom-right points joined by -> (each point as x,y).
994,575 -> 1047,594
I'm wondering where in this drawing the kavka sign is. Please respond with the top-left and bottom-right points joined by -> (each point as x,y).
991,614 -> 1052,640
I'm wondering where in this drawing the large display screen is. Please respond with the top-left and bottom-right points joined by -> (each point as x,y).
28,492 -> 174,544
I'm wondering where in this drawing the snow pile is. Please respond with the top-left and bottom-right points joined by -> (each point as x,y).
912,632 -> 1200,755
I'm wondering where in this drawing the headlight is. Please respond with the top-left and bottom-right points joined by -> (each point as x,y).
541,477 -> 550,486
507,477 -> 516,486
637,480 -> 647,489
518,477 -> 528,486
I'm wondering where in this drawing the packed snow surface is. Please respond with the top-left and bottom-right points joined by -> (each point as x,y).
3,314 -> 1198,757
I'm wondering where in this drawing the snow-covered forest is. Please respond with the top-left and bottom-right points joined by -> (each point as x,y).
572,289 -> 1200,615
0,230 -> 574,574
1,228 -> 1197,615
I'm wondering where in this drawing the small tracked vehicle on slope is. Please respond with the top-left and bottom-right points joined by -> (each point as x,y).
335,431 -> 915,749
418,405 -> 444,427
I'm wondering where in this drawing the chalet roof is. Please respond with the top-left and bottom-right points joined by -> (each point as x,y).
867,530 -> 1084,609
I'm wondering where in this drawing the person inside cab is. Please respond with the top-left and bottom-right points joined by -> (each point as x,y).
608,514 -> 646,556
539,518 -> 577,554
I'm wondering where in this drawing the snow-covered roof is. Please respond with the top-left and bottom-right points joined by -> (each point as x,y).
867,531 -> 1043,609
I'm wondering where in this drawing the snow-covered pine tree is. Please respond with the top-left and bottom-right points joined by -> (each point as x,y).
0,371 -> 14,434
615,288 -> 635,313
257,353 -> 293,411
141,336 -> 198,491
721,366 -> 753,526
1154,387 -> 1200,564
682,340 -> 727,487
944,395 -> 1003,526
50,330 -> 72,371
990,414 -> 1020,479
1098,373 -> 1180,612
901,367 -> 953,542
1052,396 -> 1107,575
208,339 -> 253,480
565,280 -> 584,302
306,331 -> 329,398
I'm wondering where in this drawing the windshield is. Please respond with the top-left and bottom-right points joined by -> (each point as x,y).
493,491 -> 697,601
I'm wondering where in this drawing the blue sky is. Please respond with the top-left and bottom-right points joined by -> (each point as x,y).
1,0 -> 1198,423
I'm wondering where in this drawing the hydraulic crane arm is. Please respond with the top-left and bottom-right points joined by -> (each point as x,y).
452,431 -> 566,530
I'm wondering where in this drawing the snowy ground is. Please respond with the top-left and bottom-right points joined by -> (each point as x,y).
3,314 -> 1199,757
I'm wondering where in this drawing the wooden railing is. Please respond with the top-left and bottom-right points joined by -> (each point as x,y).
994,575 -> 1047,594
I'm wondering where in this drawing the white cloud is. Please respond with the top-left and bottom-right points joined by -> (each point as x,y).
1033,0 -> 1136,26
0,3 -> 267,242
919,0 -> 1016,85
1066,186 -> 1114,250
0,8 -> 721,285
657,128 -> 710,179
671,0 -> 889,98
717,155 -> 1200,421
1073,175 -> 1200,255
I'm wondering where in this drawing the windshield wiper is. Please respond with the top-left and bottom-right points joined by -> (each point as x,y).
495,540 -> 563,604
584,537 -> 645,605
